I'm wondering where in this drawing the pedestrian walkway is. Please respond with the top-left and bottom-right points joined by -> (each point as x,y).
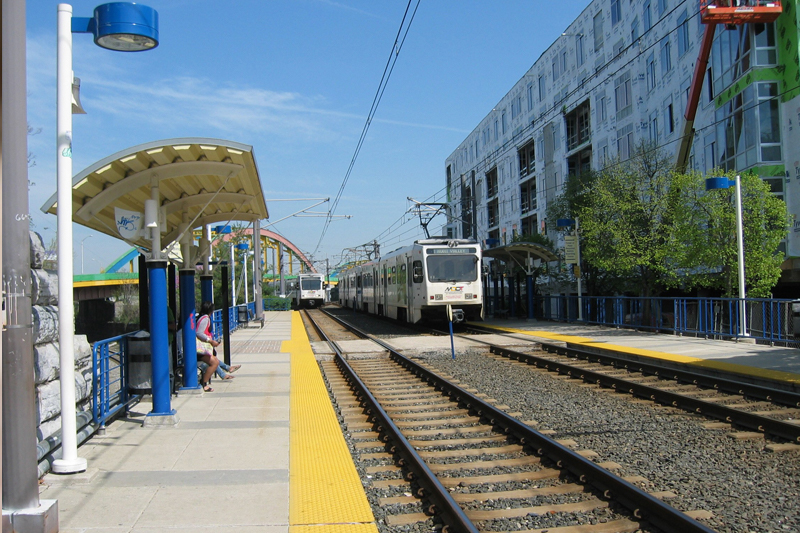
40,311 -> 377,533
477,318 -> 800,389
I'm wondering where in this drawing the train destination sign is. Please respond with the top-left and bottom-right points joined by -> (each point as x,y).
427,248 -> 477,254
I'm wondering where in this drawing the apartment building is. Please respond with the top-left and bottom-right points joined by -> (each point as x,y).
445,0 -> 800,288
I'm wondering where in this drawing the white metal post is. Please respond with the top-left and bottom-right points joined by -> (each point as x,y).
243,250 -> 249,304
54,2 -> 87,474
734,175 -> 748,337
231,242 -> 236,306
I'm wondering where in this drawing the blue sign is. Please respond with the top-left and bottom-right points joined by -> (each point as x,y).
556,218 -> 575,228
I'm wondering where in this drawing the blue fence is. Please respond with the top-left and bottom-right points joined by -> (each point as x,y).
529,294 -> 797,346
92,300 -> 264,426
92,334 -> 133,427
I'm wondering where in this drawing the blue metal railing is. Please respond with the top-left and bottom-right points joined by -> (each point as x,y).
523,294 -> 797,346
92,333 -> 135,427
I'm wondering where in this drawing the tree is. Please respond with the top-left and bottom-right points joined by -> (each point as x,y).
576,143 -> 682,298
673,170 -> 788,298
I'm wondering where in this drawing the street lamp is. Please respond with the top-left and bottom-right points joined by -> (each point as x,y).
55,2 -> 158,475
80,234 -> 92,274
706,175 -> 748,338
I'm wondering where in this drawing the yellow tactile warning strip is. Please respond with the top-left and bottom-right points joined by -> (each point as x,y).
472,322 -> 800,386
283,311 -> 378,533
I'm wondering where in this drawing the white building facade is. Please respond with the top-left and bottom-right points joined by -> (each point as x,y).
445,0 -> 800,290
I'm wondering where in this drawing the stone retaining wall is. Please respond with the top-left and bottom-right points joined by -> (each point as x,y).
30,232 -> 93,442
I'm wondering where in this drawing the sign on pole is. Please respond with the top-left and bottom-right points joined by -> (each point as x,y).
564,235 -> 578,264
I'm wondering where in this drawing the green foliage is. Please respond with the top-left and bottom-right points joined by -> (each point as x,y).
562,141 -> 789,298
510,232 -> 555,249
672,170 -> 789,297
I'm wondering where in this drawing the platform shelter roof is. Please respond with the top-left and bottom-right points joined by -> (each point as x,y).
482,242 -> 559,272
41,138 -> 269,252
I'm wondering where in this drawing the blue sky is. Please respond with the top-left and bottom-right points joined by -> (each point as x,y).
26,0 -> 588,273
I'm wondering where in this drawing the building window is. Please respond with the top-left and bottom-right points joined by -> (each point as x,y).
703,132 -> 716,172
527,84 -> 534,111
631,17 -> 640,43
576,33 -> 586,67
646,53 -> 656,92
520,178 -> 537,213
552,56 -> 561,80
598,139 -> 609,165
660,38 -> 672,75
677,10 -> 689,56
566,100 -> 591,152
657,0 -> 667,18
664,96 -> 675,134
649,111 -> 659,143
486,167 -> 498,198
502,112 -> 507,134
593,12 -> 603,52
611,0 -> 621,26
616,123 -> 634,160
613,39 -> 624,59
598,93 -> 608,122
518,140 -> 535,177
494,119 -> 499,140
643,0 -> 651,31
758,82 -> 781,162
615,71 -> 632,120
487,199 -> 499,228
712,23 -> 777,95
538,75 -> 546,101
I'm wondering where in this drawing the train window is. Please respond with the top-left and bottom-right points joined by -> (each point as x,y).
427,254 -> 479,282
412,260 -> 423,283
357,275 -> 362,288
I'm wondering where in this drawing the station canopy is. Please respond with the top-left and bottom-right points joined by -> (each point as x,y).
41,138 -> 269,252
482,242 -> 559,272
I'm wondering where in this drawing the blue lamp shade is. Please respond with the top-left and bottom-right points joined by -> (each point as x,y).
93,3 -> 159,51
235,243 -> 250,250
705,176 -> 731,191
213,225 -> 232,234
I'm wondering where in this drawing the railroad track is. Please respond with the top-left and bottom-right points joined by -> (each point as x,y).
453,324 -> 800,446
307,309 -> 718,533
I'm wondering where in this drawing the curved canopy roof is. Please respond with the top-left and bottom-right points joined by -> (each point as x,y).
41,138 -> 269,252
482,242 -> 559,272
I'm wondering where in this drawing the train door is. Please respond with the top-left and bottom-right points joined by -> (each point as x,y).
380,265 -> 388,316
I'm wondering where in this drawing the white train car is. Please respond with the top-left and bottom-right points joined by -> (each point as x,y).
295,273 -> 326,308
339,238 -> 483,324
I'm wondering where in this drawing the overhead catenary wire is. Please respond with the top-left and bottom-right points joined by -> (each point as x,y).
313,0 -> 423,257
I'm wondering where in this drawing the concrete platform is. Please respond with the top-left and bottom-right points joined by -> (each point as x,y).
40,311 -> 377,533
476,318 -> 800,391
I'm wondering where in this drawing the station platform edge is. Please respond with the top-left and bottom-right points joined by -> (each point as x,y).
471,321 -> 800,388
285,311 -> 378,533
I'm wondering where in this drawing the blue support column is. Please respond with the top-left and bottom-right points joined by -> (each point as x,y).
493,276 -> 499,316
200,274 -> 213,304
509,275 -> 516,318
526,275 -> 534,320
145,260 -> 178,425
180,269 -> 200,391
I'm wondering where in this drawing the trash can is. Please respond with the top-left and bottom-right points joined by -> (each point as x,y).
127,330 -> 173,394
128,331 -> 152,394
238,305 -> 249,324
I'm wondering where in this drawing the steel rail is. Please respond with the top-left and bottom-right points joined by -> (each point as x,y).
458,325 -> 800,442
319,309 -> 718,533
305,310 -> 479,533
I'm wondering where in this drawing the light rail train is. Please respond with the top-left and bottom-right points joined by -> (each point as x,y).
293,273 -> 326,308
338,238 -> 483,324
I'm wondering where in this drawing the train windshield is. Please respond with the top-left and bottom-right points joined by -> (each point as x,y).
426,250 -> 478,283
301,278 -> 322,290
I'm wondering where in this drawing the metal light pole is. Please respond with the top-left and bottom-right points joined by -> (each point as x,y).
80,235 -> 92,274
55,2 -> 159,473
706,175 -> 748,338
